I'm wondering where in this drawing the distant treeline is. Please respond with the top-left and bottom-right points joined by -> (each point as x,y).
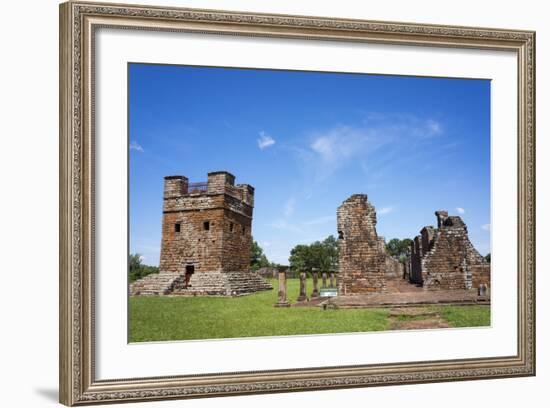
129,253 -> 159,283
130,236 -> 446,282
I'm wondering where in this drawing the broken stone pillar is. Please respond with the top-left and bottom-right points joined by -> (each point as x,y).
274,269 -> 290,307
297,271 -> 307,301
322,272 -> 327,288
311,268 -> 319,298
420,226 -> 435,256
435,210 -> 449,228
336,194 -> 386,294
329,272 -> 336,288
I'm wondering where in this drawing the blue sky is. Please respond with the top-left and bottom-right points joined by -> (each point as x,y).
129,63 -> 491,265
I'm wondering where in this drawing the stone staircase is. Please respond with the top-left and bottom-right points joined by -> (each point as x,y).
129,272 -> 184,296
130,271 -> 272,297
172,271 -> 273,296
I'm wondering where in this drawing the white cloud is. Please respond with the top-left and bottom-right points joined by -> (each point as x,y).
378,206 -> 394,216
481,223 -> 491,231
129,140 -> 144,152
257,131 -> 276,150
456,207 -> 465,214
309,125 -> 377,165
302,115 -> 446,181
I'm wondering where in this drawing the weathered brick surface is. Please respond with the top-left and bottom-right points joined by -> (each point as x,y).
410,235 -> 423,283
335,197 -> 489,296
159,171 -> 252,274
410,211 -> 490,291
337,194 -> 387,294
385,255 -> 405,279
132,171 -> 271,296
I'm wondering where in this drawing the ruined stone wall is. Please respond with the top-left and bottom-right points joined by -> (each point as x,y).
421,226 -> 435,255
337,194 -> 386,294
471,264 -> 491,288
421,227 -> 471,290
377,236 -> 404,278
159,171 -> 253,275
421,213 -> 489,290
385,256 -> 405,278
464,233 -> 491,288
410,236 -> 423,283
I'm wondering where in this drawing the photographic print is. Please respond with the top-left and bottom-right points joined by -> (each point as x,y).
128,63 -> 491,342
60,3 -> 535,404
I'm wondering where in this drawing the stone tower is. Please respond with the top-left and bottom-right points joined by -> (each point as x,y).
130,171 -> 272,296
160,171 -> 255,274
336,194 -> 386,295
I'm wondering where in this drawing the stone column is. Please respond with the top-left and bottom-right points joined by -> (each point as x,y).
311,268 -> 319,298
329,272 -> 336,288
321,272 -> 327,288
274,269 -> 290,307
297,271 -> 307,301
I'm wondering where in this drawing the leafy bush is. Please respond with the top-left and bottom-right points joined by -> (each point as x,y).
129,253 -> 159,282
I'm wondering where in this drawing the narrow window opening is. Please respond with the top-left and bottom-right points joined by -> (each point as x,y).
242,226 -> 246,235
203,221 -> 210,231
229,222 -> 234,232
175,223 -> 181,233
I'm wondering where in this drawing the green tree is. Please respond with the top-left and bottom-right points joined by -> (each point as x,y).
250,240 -> 270,271
289,244 -> 311,273
289,235 -> 340,275
129,253 -> 159,282
385,238 -> 413,263
485,253 -> 491,263
129,253 -> 142,271
323,235 -> 339,271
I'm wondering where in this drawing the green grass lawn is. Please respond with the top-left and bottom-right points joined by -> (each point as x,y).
439,305 -> 491,327
129,278 -> 490,342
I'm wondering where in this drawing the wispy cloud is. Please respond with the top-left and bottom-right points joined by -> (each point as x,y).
283,197 -> 296,217
130,140 -> 144,152
299,114 -> 445,181
303,215 -> 335,226
266,219 -> 303,234
378,206 -> 394,216
257,131 -> 276,150
481,223 -> 491,231
456,207 -> 465,214
426,119 -> 443,136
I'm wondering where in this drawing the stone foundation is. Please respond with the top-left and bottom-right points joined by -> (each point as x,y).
130,270 -> 272,296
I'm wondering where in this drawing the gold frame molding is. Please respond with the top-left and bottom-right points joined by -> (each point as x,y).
59,1 -> 536,405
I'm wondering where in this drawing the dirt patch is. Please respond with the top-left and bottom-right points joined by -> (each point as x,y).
388,307 -> 450,330
390,317 -> 450,330
388,307 -> 438,318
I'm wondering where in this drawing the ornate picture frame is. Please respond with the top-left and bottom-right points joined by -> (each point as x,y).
59,1 -> 535,405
